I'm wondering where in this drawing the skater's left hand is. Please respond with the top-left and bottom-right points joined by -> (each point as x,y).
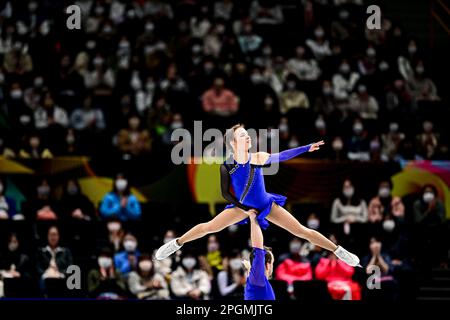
245,208 -> 258,220
309,140 -> 325,152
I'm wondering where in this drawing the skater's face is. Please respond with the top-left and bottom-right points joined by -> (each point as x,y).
233,127 -> 251,152
265,251 -> 274,278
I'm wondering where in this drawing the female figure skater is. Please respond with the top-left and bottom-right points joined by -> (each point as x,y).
156,124 -> 360,267
242,208 -> 275,300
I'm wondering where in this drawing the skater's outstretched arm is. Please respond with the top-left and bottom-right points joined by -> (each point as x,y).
252,141 -> 325,165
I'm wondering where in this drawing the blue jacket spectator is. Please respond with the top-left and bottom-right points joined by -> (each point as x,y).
100,174 -> 141,221
114,233 -> 140,275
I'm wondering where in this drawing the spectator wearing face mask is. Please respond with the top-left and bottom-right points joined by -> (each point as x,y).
6,82 -> 34,134
87,247 -> 127,299
216,250 -> 245,300
381,122 -> 405,161
106,219 -> 125,253
59,179 -> 95,221
170,253 -> 211,300
413,185 -> 447,268
33,91 -> 69,130
409,61 -> 439,102
99,174 -> 141,221
361,237 -> 397,301
349,85 -> 379,120
413,184 -> 445,227
332,59 -> 360,101
127,253 -> 169,299
202,77 -> 238,128
116,115 -> 152,158
19,133 -> 53,159
416,120 -> 439,160
279,76 -> 310,114
70,95 -> 106,132
0,233 -> 32,282
370,179 -> 404,218
315,235 -> 361,300
286,46 -> 321,82
385,79 -> 413,117
331,179 -> 368,235
36,226 -> 73,288
0,177 -> 20,220
357,46 -> 378,76
205,235 -> 223,275
305,26 -> 332,61
114,233 -> 140,276
24,178 -> 58,220
237,22 -> 262,57
3,41 -> 33,75
347,119 -> 370,161
275,238 -> 313,285
214,0 -> 234,21
314,80 -> 338,116
330,136 -> 346,161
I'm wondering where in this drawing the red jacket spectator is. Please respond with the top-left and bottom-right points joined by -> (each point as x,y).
315,257 -> 361,300
202,77 -> 238,116
275,258 -> 313,284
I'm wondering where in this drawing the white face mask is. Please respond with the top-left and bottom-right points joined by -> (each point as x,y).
98,257 -> 112,268
290,242 -> 302,254
288,139 -> 299,148
340,64 -> 350,73
107,222 -> 121,232
382,220 -> 395,232
123,240 -> 137,252
314,29 -> 324,38
322,86 -> 332,95
370,140 -> 381,151
8,242 -> 19,252
10,90 -> 23,99
279,123 -> 289,133
208,242 -> 219,252
332,139 -> 343,151
367,48 -> 376,57
182,257 -> 196,269
139,261 -> 152,272
115,179 -> 128,192
389,123 -> 399,132
353,123 -> 363,134
0,184 -> 3,194
423,192 -> 435,203
343,187 -> 354,198
171,121 -> 183,130
378,187 -> 391,198
306,219 -> 320,230
315,119 -> 326,130
229,259 -> 242,271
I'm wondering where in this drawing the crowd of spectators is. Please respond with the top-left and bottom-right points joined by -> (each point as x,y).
0,0 -> 448,300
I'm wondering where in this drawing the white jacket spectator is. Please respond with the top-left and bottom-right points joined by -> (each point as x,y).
332,62 -> 360,100
331,179 -> 368,224
249,0 -> 284,25
170,261 -> 211,299
70,107 -> 105,131
286,47 -> 321,81
349,86 -> 379,119
214,0 -> 234,21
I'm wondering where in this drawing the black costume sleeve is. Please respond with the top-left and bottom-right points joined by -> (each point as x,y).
220,164 -> 252,211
